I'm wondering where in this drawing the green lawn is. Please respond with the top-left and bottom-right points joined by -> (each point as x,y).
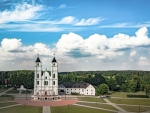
0,88 -> 8,93
51,105 -> 113,113
0,95 -> 14,102
22,90 -> 32,94
6,89 -> 19,94
0,102 -> 18,107
77,102 -> 117,111
78,97 -> 106,103
0,105 -> 42,113
109,98 -> 150,106
118,105 -> 150,112
110,91 -> 146,98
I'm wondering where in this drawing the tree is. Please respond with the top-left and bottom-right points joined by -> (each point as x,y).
121,84 -> 127,92
129,75 -> 142,92
98,84 -> 109,95
145,84 -> 150,95
106,77 -> 117,91
115,75 -> 126,85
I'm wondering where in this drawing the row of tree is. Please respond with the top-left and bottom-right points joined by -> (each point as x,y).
0,70 -> 150,95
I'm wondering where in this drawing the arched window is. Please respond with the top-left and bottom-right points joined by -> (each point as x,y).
53,74 -> 55,78
53,81 -> 55,85
44,81 -> 48,85
37,74 -> 39,78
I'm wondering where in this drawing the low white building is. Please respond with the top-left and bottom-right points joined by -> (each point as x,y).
59,82 -> 95,95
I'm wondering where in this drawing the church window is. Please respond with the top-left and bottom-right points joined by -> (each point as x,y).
44,81 -> 48,85
53,81 -> 55,85
45,77 -> 47,79
53,74 -> 55,78
37,63 -> 39,66
37,81 -> 39,85
37,74 -> 39,78
53,63 -> 55,66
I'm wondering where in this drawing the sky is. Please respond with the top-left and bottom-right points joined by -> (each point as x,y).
1,0 -> 150,71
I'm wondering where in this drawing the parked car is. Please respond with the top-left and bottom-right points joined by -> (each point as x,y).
105,95 -> 111,98
100,95 -> 105,98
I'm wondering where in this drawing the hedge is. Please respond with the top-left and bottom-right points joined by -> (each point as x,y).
71,92 -> 79,95
127,94 -> 149,98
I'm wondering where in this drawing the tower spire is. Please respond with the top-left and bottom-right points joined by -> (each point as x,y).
35,54 -> 41,62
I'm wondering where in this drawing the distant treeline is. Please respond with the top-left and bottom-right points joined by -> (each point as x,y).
0,70 -> 150,93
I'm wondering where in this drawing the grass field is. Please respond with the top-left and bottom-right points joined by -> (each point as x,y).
6,89 -> 19,94
77,102 -> 117,111
78,97 -> 106,103
110,91 -> 146,98
0,102 -> 18,107
51,105 -> 113,113
0,105 -> 42,113
0,95 -> 14,102
109,98 -> 150,106
0,88 -> 8,93
21,90 -> 32,94
118,105 -> 150,112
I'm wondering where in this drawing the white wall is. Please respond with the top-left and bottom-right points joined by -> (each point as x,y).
64,84 -> 95,95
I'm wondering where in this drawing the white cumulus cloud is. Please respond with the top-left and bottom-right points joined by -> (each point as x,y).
130,51 -> 137,57
138,56 -> 150,66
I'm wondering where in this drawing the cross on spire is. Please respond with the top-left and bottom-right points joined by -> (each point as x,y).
53,53 -> 55,57
37,54 -> 39,57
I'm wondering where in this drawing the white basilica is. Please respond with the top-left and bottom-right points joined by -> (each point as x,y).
33,55 -> 59,100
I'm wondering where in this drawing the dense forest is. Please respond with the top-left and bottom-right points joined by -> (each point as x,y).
0,70 -> 150,94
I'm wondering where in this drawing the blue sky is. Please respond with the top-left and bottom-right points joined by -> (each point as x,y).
1,0 -> 150,71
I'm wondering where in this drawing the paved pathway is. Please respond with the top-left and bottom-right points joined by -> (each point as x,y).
43,106 -> 50,113
103,98 -> 127,112
0,104 -> 21,110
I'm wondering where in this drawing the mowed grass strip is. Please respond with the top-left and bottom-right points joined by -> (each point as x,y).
110,91 -> 145,98
118,105 -> 150,112
7,89 -> 19,94
22,90 -> 32,94
77,102 -> 117,111
109,98 -> 150,106
0,88 -> 8,93
0,98 -> 14,102
0,102 -> 17,107
0,105 -> 42,113
0,94 -> 15,102
51,105 -> 113,113
78,97 -> 106,103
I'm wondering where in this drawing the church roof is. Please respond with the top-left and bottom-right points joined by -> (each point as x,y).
52,57 -> 57,62
35,57 -> 41,62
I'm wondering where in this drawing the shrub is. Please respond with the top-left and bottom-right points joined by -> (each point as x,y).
127,94 -> 149,98
71,92 -> 79,95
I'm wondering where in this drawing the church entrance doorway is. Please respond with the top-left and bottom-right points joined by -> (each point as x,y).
45,91 -> 47,96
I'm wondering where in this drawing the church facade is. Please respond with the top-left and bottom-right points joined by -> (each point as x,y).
33,56 -> 58,100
